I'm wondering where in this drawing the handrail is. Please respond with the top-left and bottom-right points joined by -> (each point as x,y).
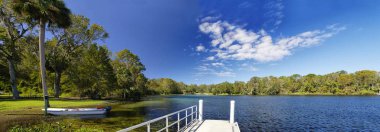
118,105 -> 198,132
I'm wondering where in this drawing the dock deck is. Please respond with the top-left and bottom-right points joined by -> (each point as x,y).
185,120 -> 240,132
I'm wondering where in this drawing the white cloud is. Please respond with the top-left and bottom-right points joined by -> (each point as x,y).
195,65 -> 210,71
194,64 -> 235,77
239,63 -> 259,72
195,16 -> 345,79
200,16 -> 221,22
206,56 -> 215,61
215,71 -> 236,77
198,20 -> 345,62
211,62 -> 224,67
249,66 -> 259,72
196,44 -> 206,52
269,63 -> 278,66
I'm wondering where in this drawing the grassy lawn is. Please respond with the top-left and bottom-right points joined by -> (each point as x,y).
0,98 -> 107,131
0,96 -> 167,131
0,99 -> 106,111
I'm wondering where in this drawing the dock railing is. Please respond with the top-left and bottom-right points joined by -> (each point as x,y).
118,105 -> 198,132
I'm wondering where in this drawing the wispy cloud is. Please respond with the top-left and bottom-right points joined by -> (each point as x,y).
238,1 -> 252,8
206,56 -> 215,61
199,15 -> 221,22
196,43 -> 206,52
264,0 -> 285,32
211,62 -> 224,67
199,20 -> 345,62
215,71 -> 236,77
194,63 -> 236,77
240,63 -> 259,72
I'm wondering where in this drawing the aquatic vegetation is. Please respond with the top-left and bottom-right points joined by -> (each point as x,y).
9,121 -> 105,132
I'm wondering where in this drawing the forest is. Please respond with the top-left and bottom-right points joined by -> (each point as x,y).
177,70 -> 380,95
1,0 -> 380,101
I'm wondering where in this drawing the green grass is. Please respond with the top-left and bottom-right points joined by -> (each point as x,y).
0,99 -> 105,111
0,98 -> 157,131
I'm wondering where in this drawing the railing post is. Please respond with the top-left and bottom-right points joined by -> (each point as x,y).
191,107 -> 194,122
177,113 -> 180,131
199,100 -> 203,121
195,106 -> 198,120
147,123 -> 150,132
185,109 -> 188,126
166,116 -> 169,132
230,100 -> 235,124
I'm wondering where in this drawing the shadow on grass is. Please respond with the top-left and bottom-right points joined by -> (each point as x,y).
6,113 -> 43,115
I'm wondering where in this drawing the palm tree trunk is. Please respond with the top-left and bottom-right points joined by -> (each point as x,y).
39,20 -> 49,115
7,58 -> 19,99
54,71 -> 61,98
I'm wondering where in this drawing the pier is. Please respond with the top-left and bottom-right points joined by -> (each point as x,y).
118,100 -> 240,132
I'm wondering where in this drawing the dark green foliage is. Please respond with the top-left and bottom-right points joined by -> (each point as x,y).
146,78 -> 183,95
112,49 -> 147,100
67,44 -> 116,99
0,62 -> 10,92
0,1 -> 37,99
11,0 -> 72,28
172,70 -> 380,95
46,14 -> 108,98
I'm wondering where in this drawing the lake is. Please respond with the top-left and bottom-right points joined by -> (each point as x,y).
64,95 -> 380,131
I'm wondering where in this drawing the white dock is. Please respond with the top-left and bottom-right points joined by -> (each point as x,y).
185,120 -> 240,132
118,100 -> 240,132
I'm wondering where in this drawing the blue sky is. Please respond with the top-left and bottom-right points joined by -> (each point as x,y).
66,0 -> 380,84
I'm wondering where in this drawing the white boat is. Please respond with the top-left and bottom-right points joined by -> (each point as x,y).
42,107 -> 111,115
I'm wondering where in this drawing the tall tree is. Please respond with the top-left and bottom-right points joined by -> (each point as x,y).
0,1 -> 34,99
12,0 -> 72,114
113,49 -> 147,100
0,60 -> 10,92
46,15 -> 108,98
17,35 -> 41,96
69,44 -> 116,99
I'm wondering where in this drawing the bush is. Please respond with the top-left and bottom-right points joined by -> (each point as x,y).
358,89 -> 376,95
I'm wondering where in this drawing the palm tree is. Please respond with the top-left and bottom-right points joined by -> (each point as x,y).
11,0 -> 71,115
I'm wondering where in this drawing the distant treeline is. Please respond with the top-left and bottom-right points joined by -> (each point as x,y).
147,70 -> 380,96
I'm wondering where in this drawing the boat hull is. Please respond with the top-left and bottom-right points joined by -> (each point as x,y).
43,108 -> 108,115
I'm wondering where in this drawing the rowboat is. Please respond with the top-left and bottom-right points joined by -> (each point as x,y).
42,106 -> 111,115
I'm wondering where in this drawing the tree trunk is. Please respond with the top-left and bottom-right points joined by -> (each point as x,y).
123,88 -> 126,100
39,21 -> 49,115
54,71 -> 61,98
7,58 -> 19,99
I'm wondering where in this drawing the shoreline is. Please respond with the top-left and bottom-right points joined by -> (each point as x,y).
179,93 -> 379,96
